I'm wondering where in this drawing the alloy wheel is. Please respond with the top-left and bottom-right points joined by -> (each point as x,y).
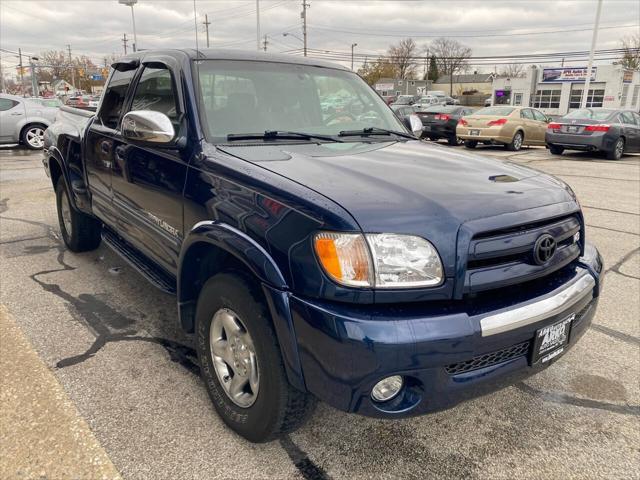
25,127 -> 44,148
209,308 -> 259,408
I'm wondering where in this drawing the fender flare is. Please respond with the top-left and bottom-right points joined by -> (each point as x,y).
45,146 -> 81,210
178,220 -> 288,290
178,221 -> 307,391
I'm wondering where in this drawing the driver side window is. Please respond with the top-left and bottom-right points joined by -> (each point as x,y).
130,66 -> 180,125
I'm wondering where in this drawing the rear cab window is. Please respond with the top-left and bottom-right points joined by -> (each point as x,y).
97,68 -> 137,129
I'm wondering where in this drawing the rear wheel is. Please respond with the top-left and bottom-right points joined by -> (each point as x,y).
606,137 -> 625,160
506,131 -> 523,151
195,272 -> 316,443
549,145 -> 564,155
464,140 -> 477,149
55,177 -> 102,252
21,124 -> 46,150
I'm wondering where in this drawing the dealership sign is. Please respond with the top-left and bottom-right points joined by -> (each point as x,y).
542,67 -> 597,83
375,83 -> 395,91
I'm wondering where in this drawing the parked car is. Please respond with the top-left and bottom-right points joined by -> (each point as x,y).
391,94 -> 418,106
44,49 -> 602,443
415,105 -> 474,145
546,108 -> 640,160
444,96 -> 460,105
66,95 -> 92,108
31,97 -> 64,108
381,95 -> 396,105
457,106 -> 549,151
0,93 -> 58,149
88,95 -> 101,109
390,104 -> 422,126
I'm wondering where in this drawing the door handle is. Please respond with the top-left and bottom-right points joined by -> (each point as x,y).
10,112 -> 23,116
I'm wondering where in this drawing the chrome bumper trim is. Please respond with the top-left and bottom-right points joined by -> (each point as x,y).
480,274 -> 596,337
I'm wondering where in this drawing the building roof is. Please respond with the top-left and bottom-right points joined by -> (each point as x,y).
51,79 -> 72,88
435,73 -> 495,84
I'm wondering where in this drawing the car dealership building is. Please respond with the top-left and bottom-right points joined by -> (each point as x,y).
490,65 -> 640,116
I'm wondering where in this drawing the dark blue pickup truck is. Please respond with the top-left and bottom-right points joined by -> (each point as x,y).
43,49 -> 603,443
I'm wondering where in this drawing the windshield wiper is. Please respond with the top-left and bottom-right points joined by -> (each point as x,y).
226,130 -> 343,142
338,127 -> 415,140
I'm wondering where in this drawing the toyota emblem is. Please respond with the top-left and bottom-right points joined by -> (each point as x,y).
534,234 -> 557,265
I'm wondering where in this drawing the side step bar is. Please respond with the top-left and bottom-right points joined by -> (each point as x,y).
101,227 -> 177,295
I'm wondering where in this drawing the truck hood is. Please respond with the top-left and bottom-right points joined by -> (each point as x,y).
217,140 -> 574,234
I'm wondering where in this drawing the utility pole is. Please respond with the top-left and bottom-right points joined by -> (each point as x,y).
581,0 -> 602,109
122,33 -> 128,55
350,43 -> 357,71
256,0 -> 261,51
0,59 -> 4,94
301,1 -> 309,57
66,44 -> 75,91
203,14 -> 211,48
30,57 -> 38,96
263,35 -> 268,52
18,48 -> 26,96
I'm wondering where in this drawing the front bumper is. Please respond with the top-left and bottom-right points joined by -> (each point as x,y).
288,243 -> 602,418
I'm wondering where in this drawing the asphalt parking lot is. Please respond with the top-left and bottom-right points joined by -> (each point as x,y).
1,144 -> 638,480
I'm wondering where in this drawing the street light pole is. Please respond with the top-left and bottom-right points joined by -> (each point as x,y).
256,0 -> 261,51
580,0 -> 602,109
351,43 -> 357,71
119,0 -> 139,52
301,1 -> 309,57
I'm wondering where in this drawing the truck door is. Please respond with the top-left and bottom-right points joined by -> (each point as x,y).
110,60 -> 190,274
84,64 -> 138,225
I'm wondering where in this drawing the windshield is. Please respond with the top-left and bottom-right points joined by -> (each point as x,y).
564,109 -> 612,121
394,96 -> 414,104
196,60 -> 404,142
474,106 -> 515,116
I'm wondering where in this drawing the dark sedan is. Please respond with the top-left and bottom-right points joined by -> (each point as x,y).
546,108 -> 640,160
390,104 -> 420,124
415,105 -> 474,145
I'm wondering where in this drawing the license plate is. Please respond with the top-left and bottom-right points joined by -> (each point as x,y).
469,129 -> 480,136
532,313 -> 575,364
565,126 -> 580,133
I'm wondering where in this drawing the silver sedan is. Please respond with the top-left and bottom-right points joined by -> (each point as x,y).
0,94 -> 59,149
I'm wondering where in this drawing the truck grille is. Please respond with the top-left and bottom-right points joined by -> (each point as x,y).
464,215 -> 581,293
445,341 -> 530,375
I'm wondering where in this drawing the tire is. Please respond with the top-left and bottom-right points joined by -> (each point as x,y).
448,135 -> 462,146
549,145 -> 564,155
195,272 -> 316,443
464,140 -> 477,149
21,123 -> 46,150
55,177 -> 102,252
606,137 -> 625,160
506,131 -> 523,151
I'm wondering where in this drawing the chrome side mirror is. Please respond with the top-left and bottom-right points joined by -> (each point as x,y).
405,114 -> 423,137
122,110 -> 175,144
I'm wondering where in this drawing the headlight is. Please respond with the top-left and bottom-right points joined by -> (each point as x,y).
313,232 -> 443,289
366,233 -> 443,288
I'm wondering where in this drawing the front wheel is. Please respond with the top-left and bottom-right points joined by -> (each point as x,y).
549,145 -> 564,155
506,131 -> 523,151
55,178 -> 102,252
464,140 -> 477,149
195,272 -> 316,443
606,137 -> 625,160
21,124 -> 46,149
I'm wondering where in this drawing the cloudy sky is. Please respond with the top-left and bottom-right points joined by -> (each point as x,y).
1,0 -> 638,75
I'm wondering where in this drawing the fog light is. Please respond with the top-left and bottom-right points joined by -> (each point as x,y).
371,375 -> 403,402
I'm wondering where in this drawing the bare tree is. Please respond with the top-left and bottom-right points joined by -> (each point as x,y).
498,63 -> 526,78
387,38 -> 418,80
620,33 -> 640,70
429,37 -> 472,95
